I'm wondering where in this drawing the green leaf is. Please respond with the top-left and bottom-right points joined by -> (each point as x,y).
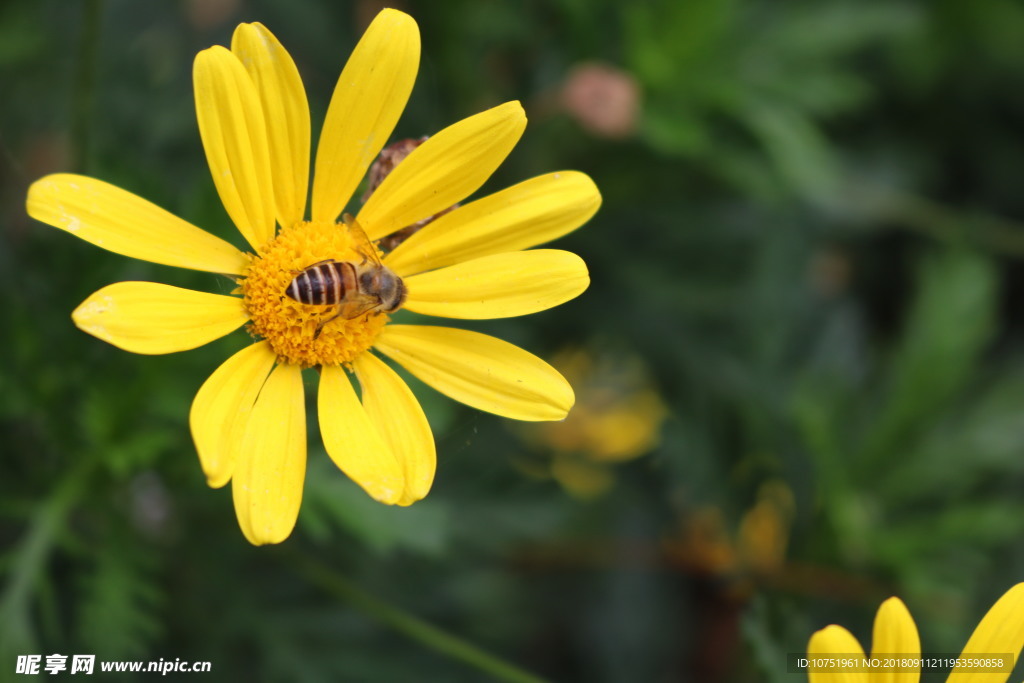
860,250 -> 997,468
873,501 -> 1024,568
624,0 -> 737,88
876,363 -> 1024,501
740,100 -> 842,206
76,535 -> 163,659
764,3 -> 920,60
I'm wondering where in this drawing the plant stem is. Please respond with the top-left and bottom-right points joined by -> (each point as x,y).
72,0 -> 103,173
287,552 -> 550,683
0,462 -> 90,656
847,179 -> 1024,258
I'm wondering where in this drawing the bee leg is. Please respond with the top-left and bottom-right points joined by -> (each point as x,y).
313,308 -> 344,339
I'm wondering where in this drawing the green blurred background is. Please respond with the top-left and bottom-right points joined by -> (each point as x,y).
3,0 -> 1024,680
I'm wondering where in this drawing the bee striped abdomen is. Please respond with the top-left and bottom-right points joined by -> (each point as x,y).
286,260 -> 354,305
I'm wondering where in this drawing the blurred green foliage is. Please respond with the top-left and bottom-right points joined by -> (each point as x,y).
3,0 -> 1024,681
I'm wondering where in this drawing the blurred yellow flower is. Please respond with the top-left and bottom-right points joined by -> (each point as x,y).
806,583 -> 1024,682
663,480 -> 795,589
519,348 -> 667,498
737,480 -> 795,575
27,11 -> 601,545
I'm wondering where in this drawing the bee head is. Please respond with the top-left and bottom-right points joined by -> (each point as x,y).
386,276 -> 408,312
378,268 -> 406,312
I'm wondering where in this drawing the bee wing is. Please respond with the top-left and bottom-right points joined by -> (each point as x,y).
338,293 -> 381,320
343,214 -> 383,267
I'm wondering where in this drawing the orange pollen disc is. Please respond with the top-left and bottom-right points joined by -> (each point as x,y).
240,220 -> 389,368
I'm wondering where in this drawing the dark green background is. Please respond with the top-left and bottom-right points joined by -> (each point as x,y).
3,0 -> 1024,680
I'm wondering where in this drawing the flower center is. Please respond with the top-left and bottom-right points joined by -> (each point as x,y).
241,220 -> 389,368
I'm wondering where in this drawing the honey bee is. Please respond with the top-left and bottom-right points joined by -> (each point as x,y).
285,216 -> 407,338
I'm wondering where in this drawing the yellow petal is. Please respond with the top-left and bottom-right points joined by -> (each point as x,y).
385,171 -> 601,277
190,341 -> 277,488
194,45 -> 275,250
374,325 -> 574,421
27,174 -> 247,274
311,9 -> 419,223
870,598 -> 920,683
72,282 -> 248,354
948,583 -> 1024,683
358,101 -> 527,241
232,363 -> 306,545
232,23 -> 310,228
352,352 -> 435,505
806,625 -> 868,683
318,365 -> 405,504
403,249 -> 589,319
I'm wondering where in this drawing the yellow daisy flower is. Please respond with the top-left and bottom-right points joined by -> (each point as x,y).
26,10 -> 600,545
806,583 -> 1024,682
